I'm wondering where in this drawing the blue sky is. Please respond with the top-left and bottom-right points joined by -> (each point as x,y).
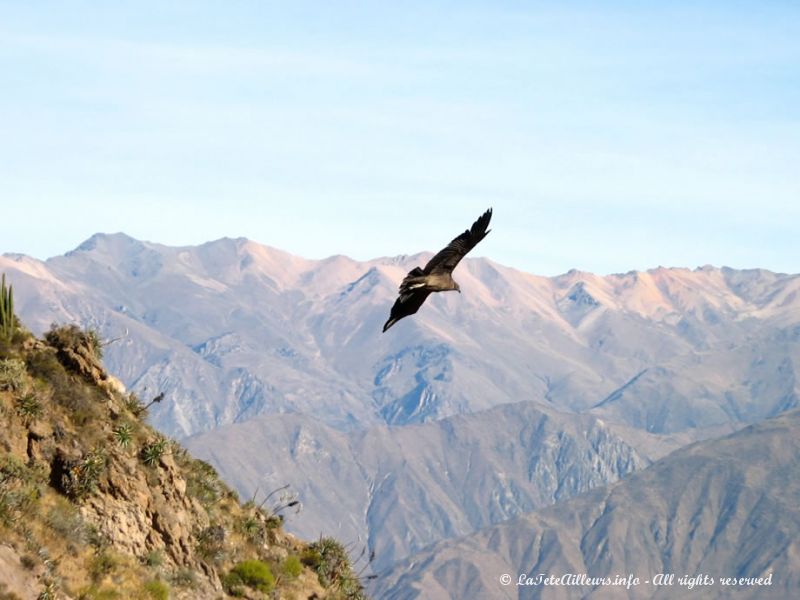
1,1 -> 798,275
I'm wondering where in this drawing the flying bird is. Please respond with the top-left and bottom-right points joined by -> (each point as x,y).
383,208 -> 493,332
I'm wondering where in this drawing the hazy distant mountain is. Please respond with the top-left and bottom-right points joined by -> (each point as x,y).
374,408 -> 800,599
185,401 -> 646,571
2,233 -> 799,588
2,233 -> 798,440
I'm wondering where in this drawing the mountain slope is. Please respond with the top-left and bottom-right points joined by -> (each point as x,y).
185,401 -> 646,571
373,409 -> 800,599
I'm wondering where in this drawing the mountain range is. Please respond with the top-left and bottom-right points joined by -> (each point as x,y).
184,401 -> 645,571
374,408 -> 800,599
2,233 -> 799,595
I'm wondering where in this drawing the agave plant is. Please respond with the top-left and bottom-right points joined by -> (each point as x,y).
15,393 -> 43,423
113,422 -> 134,448
140,438 -> 168,467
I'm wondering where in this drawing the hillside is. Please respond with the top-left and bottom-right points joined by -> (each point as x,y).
185,402 -> 646,572
373,409 -> 800,599
0,315 -> 368,599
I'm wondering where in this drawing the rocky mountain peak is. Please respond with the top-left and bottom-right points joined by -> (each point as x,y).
72,232 -> 142,254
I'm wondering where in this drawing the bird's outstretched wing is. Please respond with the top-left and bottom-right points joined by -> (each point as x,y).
383,289 -> 432,332
423,208 -> 492,275
382,207 -> 492,332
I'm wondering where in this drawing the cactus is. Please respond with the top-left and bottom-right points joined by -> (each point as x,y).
0,273 -> 15,341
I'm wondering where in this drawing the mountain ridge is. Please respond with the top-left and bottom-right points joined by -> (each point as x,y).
373,408 -> 800,599
185,399 -> 648,572
2,232 -> 797,436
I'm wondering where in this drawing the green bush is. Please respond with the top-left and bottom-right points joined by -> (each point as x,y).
0,358 -> 26,392
0,455 -> 26,481
142,550 -> 163,568
169,568 -> 196,589
302,538 -> 349,587
46,497 -> 90,543
25,349 -> 65,385
0,456 -> 43,526
15,393 -> 43,423
140,438 -> 168,467
185,460 -> 224,506
224,560 -> 275,594
302,538 -> 368,598
282,554 -> 302,579
0,485 -> 42,526
124,392 -> 145,416
89,550 -> 118,583
26,346 -> 104,425
265,514 -> 283,529
62,448 -> 107,501
238,515 -> 265,544
142,580 -> 169,600
196,525 -> 226,562
86,329 -> 103,361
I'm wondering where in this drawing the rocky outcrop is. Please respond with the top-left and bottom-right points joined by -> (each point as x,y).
44,324 -> 113,392
80,451 -> 209,571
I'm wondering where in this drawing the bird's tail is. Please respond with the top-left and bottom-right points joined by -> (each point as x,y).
382,317 -> 399,333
